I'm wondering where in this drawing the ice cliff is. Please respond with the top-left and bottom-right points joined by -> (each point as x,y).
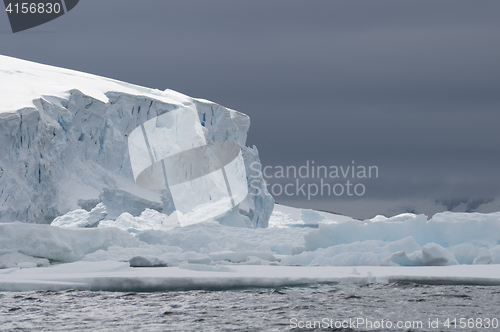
0,55 -> 274,227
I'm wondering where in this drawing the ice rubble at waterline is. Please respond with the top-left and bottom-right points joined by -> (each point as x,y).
2,207 -> 500,291
1,55 -> 500,291
1,207 -> 500,269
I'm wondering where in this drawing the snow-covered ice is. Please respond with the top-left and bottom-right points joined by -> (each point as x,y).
0,55 -> 274,227
98,208 -> 180,232
0,222 -> 139,262
1,261 -> 500,292
51,203 -> 107,228
0,252 -> 50,269
2,204 -> 500,291
1,55 -> 500,292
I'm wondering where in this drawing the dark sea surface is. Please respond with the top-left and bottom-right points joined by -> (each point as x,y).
1,283 -> 499,332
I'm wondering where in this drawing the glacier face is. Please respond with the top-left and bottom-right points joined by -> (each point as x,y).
0,55 -> 274,226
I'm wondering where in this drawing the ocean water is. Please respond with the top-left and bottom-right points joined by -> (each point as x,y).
1,283 -> 499,331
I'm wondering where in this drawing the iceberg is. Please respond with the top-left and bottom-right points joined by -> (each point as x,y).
0,222 -> 139,262
0,55 -> 274,227
0,251 -> 50,269
51,203 -> 107,228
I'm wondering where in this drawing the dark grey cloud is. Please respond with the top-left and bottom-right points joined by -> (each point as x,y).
2,0 -> 500,218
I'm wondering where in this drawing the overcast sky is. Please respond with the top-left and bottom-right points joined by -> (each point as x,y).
2,1 -> 500,218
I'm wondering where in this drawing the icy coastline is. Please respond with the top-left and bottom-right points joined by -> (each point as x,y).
2,205 -> 500,291
1,55 -> 500,292
2,262 -> 500,293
